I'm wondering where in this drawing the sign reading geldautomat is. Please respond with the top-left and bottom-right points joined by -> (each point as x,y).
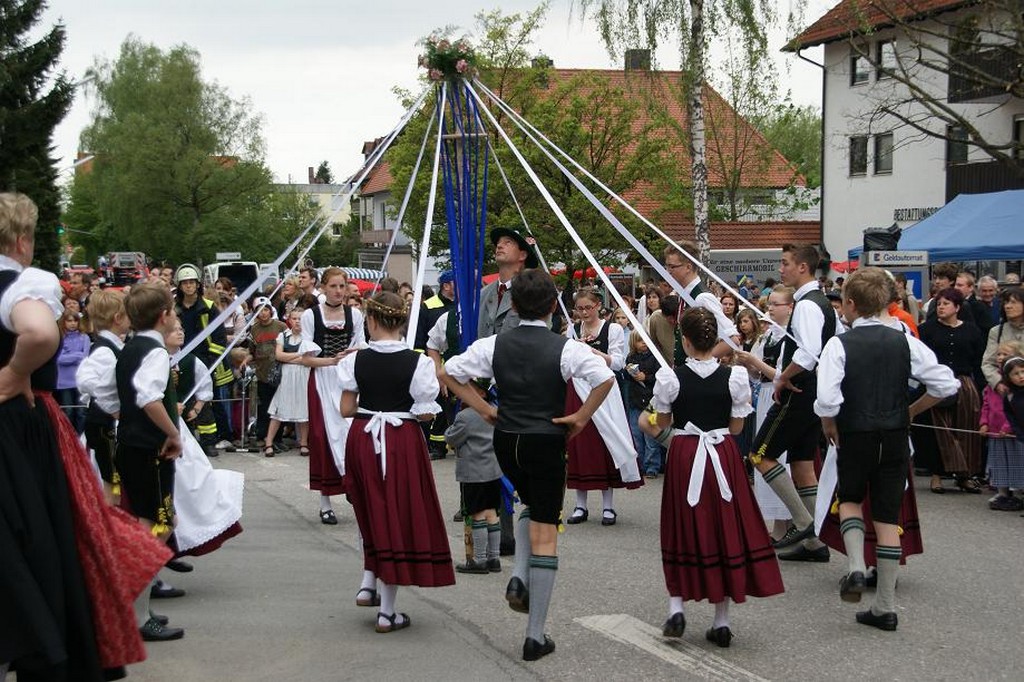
864,250 -> 930,267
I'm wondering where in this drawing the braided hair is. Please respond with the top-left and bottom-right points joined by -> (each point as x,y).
679,307 -> 718,353
364,291 -> 408,331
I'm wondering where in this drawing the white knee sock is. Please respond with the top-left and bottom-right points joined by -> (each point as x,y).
320,495 -> 333,512
668,595 -> 685,617
574,489 -> 588,513
713,599 -> 730,628
602,489 -> 614,516
360,570 -> 376,591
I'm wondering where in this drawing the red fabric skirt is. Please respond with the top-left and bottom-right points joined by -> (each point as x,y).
178,521 -> 243,558
819,463 -> 923,565
661,433 -> 784,603
307,372 -> 345,495
565,384 -> 642,491
41,392 -> 173,670
345,418 -> 455,587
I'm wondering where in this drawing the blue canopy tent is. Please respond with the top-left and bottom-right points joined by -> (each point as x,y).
848,189 -> 1024,260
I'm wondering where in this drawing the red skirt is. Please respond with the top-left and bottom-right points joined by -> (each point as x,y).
178,521 -> 243,558
345,418 -> 455,587
565,384 -> 643,491
661,433 -> 784,603
307,371 -> 345,495
41,393 -> 173,670
819,463 -> 923,565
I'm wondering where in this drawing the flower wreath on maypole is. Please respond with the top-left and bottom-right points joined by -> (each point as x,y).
419,35 -> 487,353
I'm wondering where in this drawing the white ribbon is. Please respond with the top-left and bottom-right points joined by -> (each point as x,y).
814,444 -> 838,535
673,423 -> 732,507
361,411 -> 414,480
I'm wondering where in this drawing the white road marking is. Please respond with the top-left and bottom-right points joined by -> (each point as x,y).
575,613 -> 769,681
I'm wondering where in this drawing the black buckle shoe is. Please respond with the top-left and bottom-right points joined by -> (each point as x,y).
771,523 -> 814,549
140,617 -> 184,641
705,626 -> 733,648
522,635 -> 555,661
840,571 -> 866,602
565,507 -> 589,525
166,558 -> 193,573
856,609 -> 898,631
150,582 -> 186,599
456,559 -> 490,575
662,612 -> 685,638
487,558 -> 502,573
505,577 -> 529,613
777,544 -> 830,562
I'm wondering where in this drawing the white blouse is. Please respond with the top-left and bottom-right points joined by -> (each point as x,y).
337,340 -> 441,416
570,319 -> 626,371
76,330 -> 125,413
132,330 -> 171,408
0,255 -> 63,331
653,358 -> 753,419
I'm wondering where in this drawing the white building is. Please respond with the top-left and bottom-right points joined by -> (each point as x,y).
787,0 -> 1024,268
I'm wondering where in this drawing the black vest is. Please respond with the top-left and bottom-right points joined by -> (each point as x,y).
85,334 -> 121,426
760,335 -> 783,384
172,353 -> 200,411
282,332 -> 301,354
836,325 -> 911,432
574,319 -> 611,353
0,269 -> 58,389
674,282 -> 704,365
311,304 -> 353,357
780,288 -> 836,389
493,325 -> 568,435
353,348 -> 420,412
116,335 -> 177,449
671,363 -> 733,430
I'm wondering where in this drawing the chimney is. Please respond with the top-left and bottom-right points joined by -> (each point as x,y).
308,166 -> 315,184
624,48 -> 651,71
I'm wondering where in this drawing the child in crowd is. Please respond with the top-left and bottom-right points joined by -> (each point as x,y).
114,283 -> 186,642
981,342 -> 1024,511
55,308 -> 90,434
446,380 -> 504,575
998,355 -> 1024,518
653,307 -> 782,648
624,330 -> 663,478
815,267 -> 958,632
265,308 -> 315,456
77,289 -> 130,502
338,292 -> 453,633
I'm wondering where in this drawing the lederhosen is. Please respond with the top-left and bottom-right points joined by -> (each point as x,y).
115,335 -> 178,527
751,288 -> 836,463
84,335 -> 120,485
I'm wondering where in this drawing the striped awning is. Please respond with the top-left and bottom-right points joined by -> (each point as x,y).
341,267 -> 387,280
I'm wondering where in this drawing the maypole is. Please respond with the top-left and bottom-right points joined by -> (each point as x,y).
421,36 -> 488,353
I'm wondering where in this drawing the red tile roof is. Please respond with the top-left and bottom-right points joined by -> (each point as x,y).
360,160 -> 393,196
664,221 -> 821,249
787,0 -> 971,49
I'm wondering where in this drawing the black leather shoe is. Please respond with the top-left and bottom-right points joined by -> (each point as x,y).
522,635 -> 555,661
661,612 -> 685,638
149,612 -> 169,626
487,558 -> 502,573
601,509 -> 617,526
166,559 -> 193,573
777,544 -> 830,562
856,609 -> 898,631
771,523 -> 814,549
150,583 -> 186,599
456,559 -> 490,575
452,510 -> 464,523
705,626 -> 733,648
840,571 -> 866,602
565,507 -> 588,525
505,577 -> 529,613
140,617 -> 184,641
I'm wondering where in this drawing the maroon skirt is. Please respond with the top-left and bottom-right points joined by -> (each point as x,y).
565,384 -> 643,491
345,418 -> 455,587
819,463 -> 923,565
307,371 -> 345,495
178,521 -> 244,558
661,433 -> 784,603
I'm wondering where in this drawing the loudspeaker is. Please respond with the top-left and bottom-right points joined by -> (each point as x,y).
862,223 -> 901,253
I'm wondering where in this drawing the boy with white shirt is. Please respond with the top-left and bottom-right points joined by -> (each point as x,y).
815,267 -> 958,631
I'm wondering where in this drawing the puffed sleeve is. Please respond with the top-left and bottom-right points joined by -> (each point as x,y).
336,351 -> 358,392
410,354 -> 441,416
652,366 -> 680,414
0,267 -> 63,330
349,307 -> 366,349
426,312 -> 449,353
133,348 -> 170,407
444,336 -> 497,383
300,308 -> 315,343
728,366 -> 753,418
606,322 -> 626,371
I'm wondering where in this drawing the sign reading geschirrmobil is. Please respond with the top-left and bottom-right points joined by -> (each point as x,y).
709,249 -> 783,285
864,251 -> 930,267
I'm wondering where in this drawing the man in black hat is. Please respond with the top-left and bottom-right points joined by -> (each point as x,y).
478,227 -> 539,339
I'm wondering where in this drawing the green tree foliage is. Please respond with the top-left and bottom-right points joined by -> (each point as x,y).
0,0 -> 74,273
756,103 -> 822,189
74,37 -> 276,264
314,160 -> 334,184
388,5 -> 668,277
305,210 -> 361,268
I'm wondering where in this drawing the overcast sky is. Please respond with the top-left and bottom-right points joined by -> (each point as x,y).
45,0 -> 831,185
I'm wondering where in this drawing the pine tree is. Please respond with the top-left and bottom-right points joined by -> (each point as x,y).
0,0 -> 73,273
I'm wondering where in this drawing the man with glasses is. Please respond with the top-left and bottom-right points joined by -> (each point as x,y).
662,242 -> 739,364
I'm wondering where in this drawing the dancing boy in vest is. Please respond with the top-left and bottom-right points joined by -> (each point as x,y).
662,242 -> 739,364
749,244 -> 838,561
115,283 -> 186,641
442,269 -> 615,662
815,267 -> 958,631
77,289 -> 130,503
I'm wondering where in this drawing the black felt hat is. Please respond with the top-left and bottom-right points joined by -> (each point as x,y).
490,227 -> 540,269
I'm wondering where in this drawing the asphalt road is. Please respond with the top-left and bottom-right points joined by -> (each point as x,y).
124,446 -> 1024,682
